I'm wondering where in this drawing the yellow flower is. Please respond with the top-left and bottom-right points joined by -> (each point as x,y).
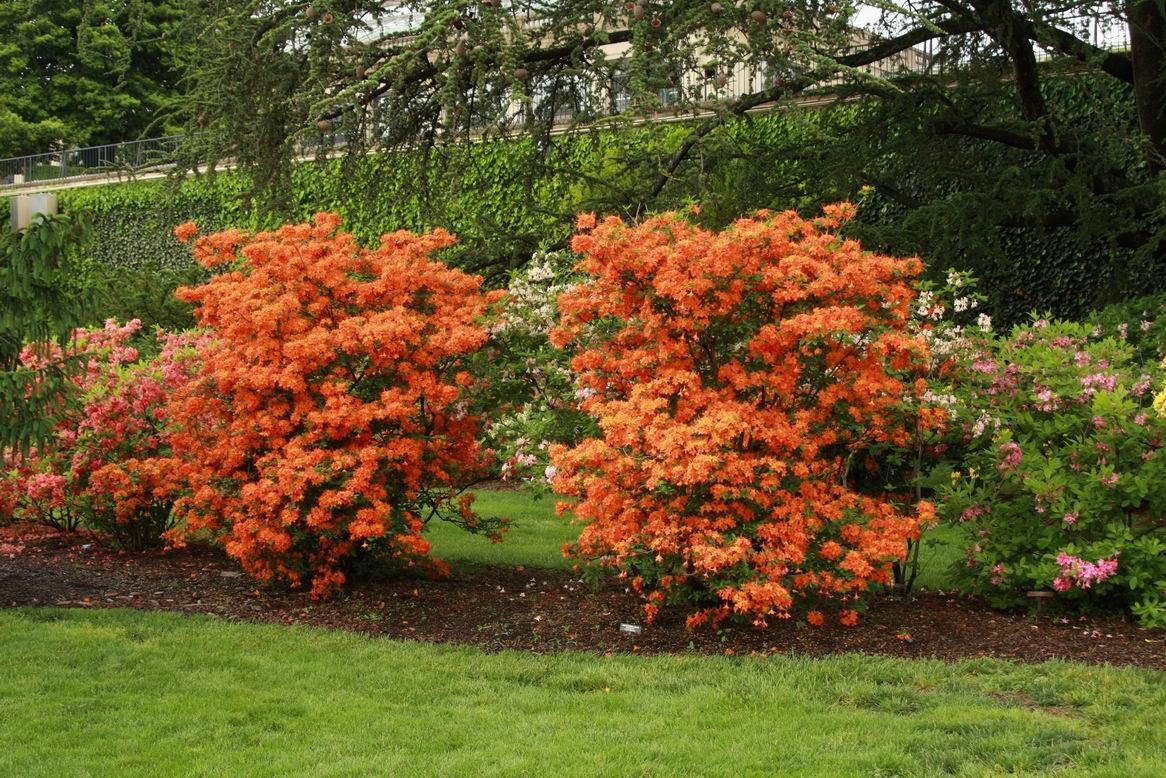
1154,386 -> 1166,418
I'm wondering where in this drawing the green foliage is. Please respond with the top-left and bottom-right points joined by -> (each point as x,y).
82,261 -> 205,334
58,180 -> 239,270
55,112 -> 856,285
60,76 -> 1161,329
57,180 -> 233,332
0,110 -> 67,160
170,0 -> 1166,324
939,320 -> 1166,625
799,71 -> 1165,326
0,1 -> 189,156
1087,293 -> 1166,365
0,213 -> 92,451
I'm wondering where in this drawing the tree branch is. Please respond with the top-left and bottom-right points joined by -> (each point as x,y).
1023,19 -> 1135,84
646,16 -> 985,201
323,29 -> 635,121
931,116 -> 1077,154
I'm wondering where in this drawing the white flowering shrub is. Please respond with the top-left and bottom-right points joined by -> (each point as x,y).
470,251 -> 596,486
859,268 -> 995,588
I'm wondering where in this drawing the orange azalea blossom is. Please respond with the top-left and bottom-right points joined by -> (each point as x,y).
550,206 -> 939,628
166,213 -> 504,597
173,221 -> 199,243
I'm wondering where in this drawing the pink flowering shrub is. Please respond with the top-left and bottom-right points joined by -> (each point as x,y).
3,320 -> 146,531
1,321 -> 207,548
940,319 -> 1166,626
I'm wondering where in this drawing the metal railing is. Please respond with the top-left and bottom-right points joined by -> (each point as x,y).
0,136 -> 183,188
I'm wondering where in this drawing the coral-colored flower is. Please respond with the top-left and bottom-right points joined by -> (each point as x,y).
173,222 -> 199,243
551,206 -> 934,628
165,213 -> 505,596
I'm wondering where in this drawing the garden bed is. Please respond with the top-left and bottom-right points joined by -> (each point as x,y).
2,525 -> 1162,670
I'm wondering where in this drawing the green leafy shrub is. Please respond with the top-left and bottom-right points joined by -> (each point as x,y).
83,260 -> 206,334
940,319 -> 1166,626
1087,293 -> 1166,365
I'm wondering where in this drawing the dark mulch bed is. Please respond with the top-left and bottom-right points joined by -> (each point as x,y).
2,526 -> 1163,670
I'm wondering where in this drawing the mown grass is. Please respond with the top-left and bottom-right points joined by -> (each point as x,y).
913,523 -> 967,591
425,489 -> 578,572
2,608 -> 1163,777
430,489 -> 968,591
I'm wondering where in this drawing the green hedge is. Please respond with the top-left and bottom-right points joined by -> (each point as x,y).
55,116 -> 831,281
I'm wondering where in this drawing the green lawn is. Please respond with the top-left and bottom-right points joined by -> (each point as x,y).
431,489 -> 968,590
425,489 -> 579,572
2,608 -> 1163,777
913,523 -> 967,591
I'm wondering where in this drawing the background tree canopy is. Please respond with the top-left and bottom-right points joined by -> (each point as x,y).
0,0 -> 189,157
167,0 -> 1164,313
5,1 -> 1165,324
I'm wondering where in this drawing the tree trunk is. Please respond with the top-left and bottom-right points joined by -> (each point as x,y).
1127,0 -> 1166,171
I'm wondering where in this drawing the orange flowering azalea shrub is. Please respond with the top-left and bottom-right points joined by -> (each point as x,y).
550,206 -> 940,628
168,214 -> 504,597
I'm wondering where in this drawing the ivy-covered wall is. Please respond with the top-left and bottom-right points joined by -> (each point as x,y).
58,128 -> 698,281
55,115 -> 831,281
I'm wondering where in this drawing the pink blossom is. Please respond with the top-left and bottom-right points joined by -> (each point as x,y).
990,563 -> 1006,586
997,442 -> 1023,473
1080,373 -> 1117,398
959,505 -> 986,523
988,365 -> 1019,396
1055,552 -> 1119,589
1100,472 -> 1119,487
1062,511 -> 1078,526
4,322 -> 207,528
